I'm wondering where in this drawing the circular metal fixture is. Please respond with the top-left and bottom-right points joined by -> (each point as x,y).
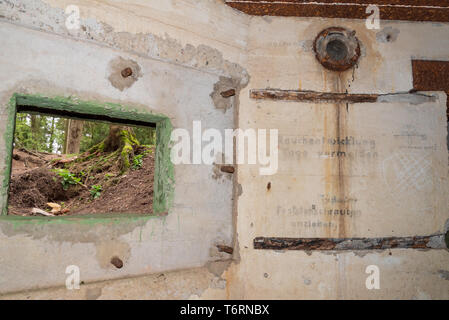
313,27 -> 361,72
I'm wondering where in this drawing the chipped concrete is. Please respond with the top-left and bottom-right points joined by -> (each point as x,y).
1,0 -> 449,300
95,241 -> 130,270
85,287 -> 102,300
376,27 -> 400,43
438,270 -> 449,281
0,267 -> 225,299
0,0 -> 249,81
210,76 -> 242,112
107,56 -> 142,91
205,260 -> 232,278
0,0 -> 246,295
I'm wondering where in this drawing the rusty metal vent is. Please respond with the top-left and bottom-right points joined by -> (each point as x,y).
313,27 -> 361,72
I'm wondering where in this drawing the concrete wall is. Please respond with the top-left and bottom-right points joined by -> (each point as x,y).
229,17 -> 449,299
0,0 -> 448,299
0,0 -> 248,297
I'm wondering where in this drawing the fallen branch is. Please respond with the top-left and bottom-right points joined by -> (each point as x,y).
18,147 -> 47,160
32,208 -> 55,217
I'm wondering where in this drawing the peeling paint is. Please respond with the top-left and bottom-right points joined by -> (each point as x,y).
210,76 -> 242,112
376,27 -> 400,43
438,270 -> 449,281
0,0 -> 249,81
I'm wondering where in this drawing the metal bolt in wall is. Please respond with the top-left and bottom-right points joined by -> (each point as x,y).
121,67 -> 133,78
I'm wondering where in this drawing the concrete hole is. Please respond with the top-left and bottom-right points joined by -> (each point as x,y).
326,39 -> 349,61
110,256 -> 124,269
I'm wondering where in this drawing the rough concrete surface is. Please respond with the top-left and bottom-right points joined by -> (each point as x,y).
0,0 -> 448,299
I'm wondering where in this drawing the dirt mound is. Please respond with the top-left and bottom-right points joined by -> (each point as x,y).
70,154 -> 154,215
9,167 -> 80,215
8,148 -> 155,216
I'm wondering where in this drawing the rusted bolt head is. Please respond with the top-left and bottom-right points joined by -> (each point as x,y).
220,89 -> 236,98
216,244 -> 234,254
121,67 -> 133,78
220,165 -> 235,174
314,27 -> 361,72
110,256 -> 123,269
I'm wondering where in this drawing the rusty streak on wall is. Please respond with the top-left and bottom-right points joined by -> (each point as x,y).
225,0 -> 449,22
254,235 -> 447,251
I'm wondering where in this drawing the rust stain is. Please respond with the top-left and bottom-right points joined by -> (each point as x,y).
225,1 -> 449,22
323,107 -> 332,238
266,181 -> 271,191
335,73 -> 348,238
220,89 -> 236,98
216,244 -> 234,254
253,235 -> 444,251
220,165 -> 235,174
250,89 -> 379,103
120,67 -> 133,78
412,60 -> 449,119
336,105 -> 347,238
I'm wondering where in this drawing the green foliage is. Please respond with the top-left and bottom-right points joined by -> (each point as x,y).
14,112 -> 156,155
15,113 -> 55,152
132,154 -> 144,170
53,168 -> 81,190
79,122 -> 110,153
134,126 -> 156,146
90,184 -> 102,199
104,173 -> 114,180
131,147 -> 153,170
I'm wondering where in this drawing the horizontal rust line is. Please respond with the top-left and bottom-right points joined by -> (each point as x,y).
254,235 -> 447,251
250,89 -> 437,104
226,1 -> 449,9
226,2 -> 449,22
251,89 -> 379,103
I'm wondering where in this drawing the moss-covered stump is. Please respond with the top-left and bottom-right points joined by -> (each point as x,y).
72,125 -> 142,175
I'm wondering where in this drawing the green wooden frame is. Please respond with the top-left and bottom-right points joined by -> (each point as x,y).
1,94 -> 174,218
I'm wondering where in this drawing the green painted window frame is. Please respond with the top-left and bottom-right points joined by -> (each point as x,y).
1,94 -> 174,218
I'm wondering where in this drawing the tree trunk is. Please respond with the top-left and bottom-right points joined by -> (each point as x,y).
100,125 -> 139,172
30,114 -> 39,150
48,117 -> 56,153
64,119 -> 84,154
72,125 -> 142,176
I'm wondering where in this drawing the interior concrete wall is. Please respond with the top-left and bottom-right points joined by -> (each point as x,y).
0,0 -> 248,297
0,0 -> 448,299
228,17 -> 449,299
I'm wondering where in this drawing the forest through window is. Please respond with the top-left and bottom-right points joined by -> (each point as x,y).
8,112 -> 156,216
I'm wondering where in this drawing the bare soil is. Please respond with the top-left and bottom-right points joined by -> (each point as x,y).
8,148 -> 155,216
